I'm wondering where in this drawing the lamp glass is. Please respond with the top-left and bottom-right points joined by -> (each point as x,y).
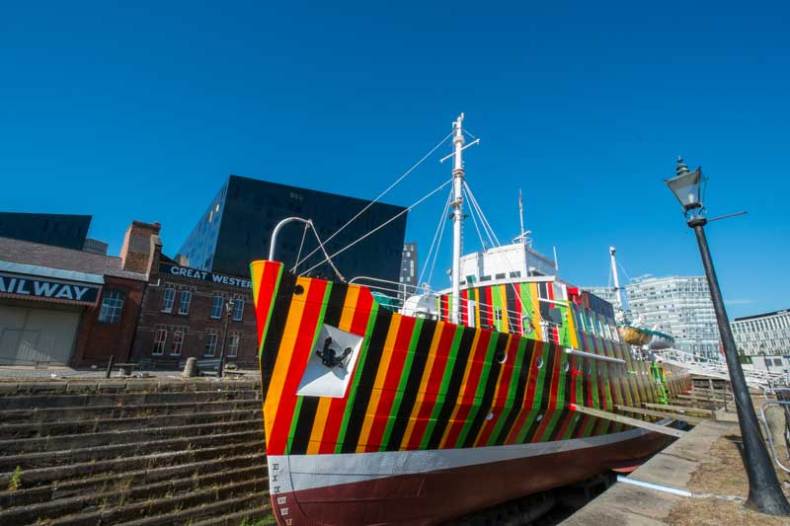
666,168 -> 702,210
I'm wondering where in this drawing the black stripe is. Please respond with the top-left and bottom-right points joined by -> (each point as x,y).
385,318 -> 436,450
505,285 -> 518,333
550,349 -> 575,441
288,283 -> 348,454
491,337 -> 533,445
340,309 -> 393,453
461,333 -> 507,448
425,327 -> 477,449
522,340 -> 558,442
259,273 -> 296,396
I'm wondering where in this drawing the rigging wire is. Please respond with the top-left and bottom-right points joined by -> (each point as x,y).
302,178 -> 454,277
425,191 -> 451,287
291,222 -> 309,273
417,188 -> 452,288
463,185 -> 489,251
293,130 -> 454,272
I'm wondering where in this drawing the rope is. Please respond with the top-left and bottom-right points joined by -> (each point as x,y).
293,130 -> 454,270
302,178 -> 453,277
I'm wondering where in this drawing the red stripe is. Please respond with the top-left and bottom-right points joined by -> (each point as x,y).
442,330 -> 492,447
406,324 -> 456,449
364,316 -> 417,451
475,335 -> 519,445
530,344 -> 563,442
318,288 -> 374,454
505,339 -> 542,444
460,289 -> 468,326
267,280 -> 329,455
515,284 -> 524,335
484,287 -> 493,328
253,262 -> 282,345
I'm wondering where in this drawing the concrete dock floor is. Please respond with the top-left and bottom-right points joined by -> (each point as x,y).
561,420 -> 790,526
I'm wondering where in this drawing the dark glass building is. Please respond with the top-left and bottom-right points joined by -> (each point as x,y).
0,212 -> 91,250
177,175 -> 408,282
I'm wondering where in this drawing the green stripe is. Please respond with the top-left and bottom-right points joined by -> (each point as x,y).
256,263 -> 284,360
379,318 -> 424,450
420,326 -> 464,449
514,341 -> 550,443
286,398 -> 303,455
334,301 -> 380,453
455,332 -> 499,447
487,337 -> 528,445
539,346 -> 567,441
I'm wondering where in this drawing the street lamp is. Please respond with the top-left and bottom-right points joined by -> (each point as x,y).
665,157 -> 790,516
218,298 -> 235,378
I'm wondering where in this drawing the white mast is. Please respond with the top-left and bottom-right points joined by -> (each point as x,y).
609,246 -> 629,323
450,114 -> 465,324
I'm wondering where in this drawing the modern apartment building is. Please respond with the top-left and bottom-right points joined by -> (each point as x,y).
399,242 -> 418,297
586,275 -> 720,360
731,309 -> 790,357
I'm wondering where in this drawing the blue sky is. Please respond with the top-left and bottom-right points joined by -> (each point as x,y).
1,1 -> 788,317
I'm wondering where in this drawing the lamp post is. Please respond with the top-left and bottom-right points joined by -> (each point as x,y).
665,157 -> 790,516
218,298 -> 235,378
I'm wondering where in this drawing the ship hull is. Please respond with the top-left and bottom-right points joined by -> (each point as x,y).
268,425 -> 672,525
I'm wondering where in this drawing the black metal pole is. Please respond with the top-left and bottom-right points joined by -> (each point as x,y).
690,217 -> 790,515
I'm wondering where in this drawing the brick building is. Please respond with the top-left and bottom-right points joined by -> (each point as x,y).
131,241 -> 258,368
0,220 -> 157,367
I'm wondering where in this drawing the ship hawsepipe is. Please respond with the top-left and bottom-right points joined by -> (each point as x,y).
250,259 -> 687,525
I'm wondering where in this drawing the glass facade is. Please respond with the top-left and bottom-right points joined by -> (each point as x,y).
177,175 -> 408,282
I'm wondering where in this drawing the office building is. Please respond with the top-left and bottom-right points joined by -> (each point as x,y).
399,242 -> 418,297
0,212 -> 92,251
177,175 -> 408,282
731,309 -> 790,357
586,275 -> 720,360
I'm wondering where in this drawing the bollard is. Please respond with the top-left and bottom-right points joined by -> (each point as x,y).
182,357 -> 197,378
105,355 -> 115,379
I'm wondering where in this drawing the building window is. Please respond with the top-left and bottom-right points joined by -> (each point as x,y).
161,288 -> 175,313
171,328 -> 185,356
232,298 -> 244,321
210,295 -> 223,319
204,329 -> 218,357
98,289 -> 125,324
227,331 -> 240,357
153,327 -> 168,356
178,291 -> 192,315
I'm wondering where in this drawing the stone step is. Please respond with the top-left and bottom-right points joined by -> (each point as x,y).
0,398 -> 261,424
0,419 -> 261,455
0,429 -> 262,472
0,463 -> 267,524
0,438 -> 263,489
0,449 -> 266,508
117,493 -> 271,526
0,408 -> 262,439
46,476 -> 269,526
0,388 -> 260,411
188,503 -> 273,526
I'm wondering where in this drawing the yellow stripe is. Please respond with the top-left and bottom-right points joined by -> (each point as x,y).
356,314 -> 401,452
263,277 -> 312,441
250,262 -> 264,309
529,283 -> 542,341
439,328 -> 482,448
399,321 -> 445,449
305,286 -> 361,454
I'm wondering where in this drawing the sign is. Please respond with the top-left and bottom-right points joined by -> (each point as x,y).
0,272 -> 101,305
159,263 -> 252,289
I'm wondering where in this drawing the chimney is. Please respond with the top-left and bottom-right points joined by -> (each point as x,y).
120,221 -> 162,275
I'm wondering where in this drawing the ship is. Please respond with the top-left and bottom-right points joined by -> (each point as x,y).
249,114 -> 689,525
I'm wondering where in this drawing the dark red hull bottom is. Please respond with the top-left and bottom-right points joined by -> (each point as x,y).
273,432 -> 673,525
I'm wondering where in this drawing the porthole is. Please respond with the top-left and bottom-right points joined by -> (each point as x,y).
564,361 -> 571,373
294,284 -> 305,295
536,356 -> 544,369
536,414 -> 544,422
486,412 -> 495,421
496,350 -> 507,365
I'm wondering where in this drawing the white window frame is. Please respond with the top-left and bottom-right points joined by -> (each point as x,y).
98,289 -> 125,324
152,327 -> 168,356
178,291 -> 192,315
204,329 -> 218,357
232,298 -> 244,322
161,287 -> 176,313
210,295 -> 223,320
227,331 -> 240,358
170,328 -> 185,356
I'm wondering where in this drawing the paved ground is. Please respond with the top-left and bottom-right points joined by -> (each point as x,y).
561,419 -> 790,525
0,365 -> 259,380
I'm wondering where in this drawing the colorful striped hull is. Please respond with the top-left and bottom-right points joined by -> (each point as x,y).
250,260 -> 687,525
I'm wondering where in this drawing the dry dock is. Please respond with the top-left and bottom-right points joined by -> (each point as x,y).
561,418 -> 790,526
